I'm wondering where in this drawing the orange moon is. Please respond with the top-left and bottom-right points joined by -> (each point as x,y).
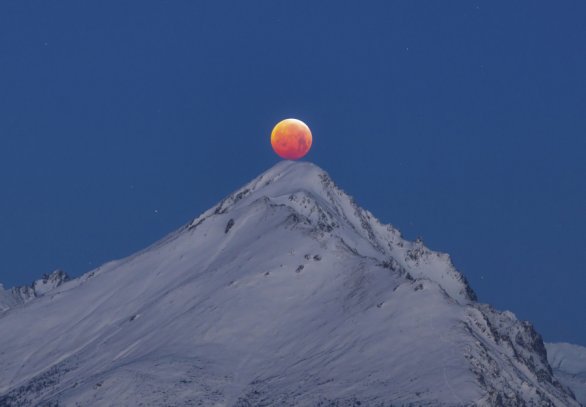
271,118 -> 312,160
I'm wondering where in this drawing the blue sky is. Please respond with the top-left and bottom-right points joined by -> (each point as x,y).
1,2 -> 585,345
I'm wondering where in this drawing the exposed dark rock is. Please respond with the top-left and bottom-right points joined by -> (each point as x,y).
225,219 -> 235,234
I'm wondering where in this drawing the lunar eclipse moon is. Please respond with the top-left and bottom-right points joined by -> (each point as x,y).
271,118 -> 312,160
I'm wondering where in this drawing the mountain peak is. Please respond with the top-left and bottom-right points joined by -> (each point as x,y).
190,160 -> 476,304
204,160 -> 333,216
0,162 -> 578,406
258,159 -> 324,181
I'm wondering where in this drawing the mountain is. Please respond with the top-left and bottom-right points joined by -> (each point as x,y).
546,342 -> 586,405
0,270 -> 69,313
0,161 -> 579,406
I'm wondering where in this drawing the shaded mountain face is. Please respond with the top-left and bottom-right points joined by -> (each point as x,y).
547,343 -> 586,405
0,162 -> 578,406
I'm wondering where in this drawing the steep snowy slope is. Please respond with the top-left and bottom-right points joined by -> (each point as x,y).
0,161 -> 578,406
547,342 -> 586,405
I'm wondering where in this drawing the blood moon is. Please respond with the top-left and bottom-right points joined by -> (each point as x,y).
271,118 -> 312,160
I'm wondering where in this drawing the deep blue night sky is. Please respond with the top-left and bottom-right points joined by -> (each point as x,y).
1,2 -> 585,345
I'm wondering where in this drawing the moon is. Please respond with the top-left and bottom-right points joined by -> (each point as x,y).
271,118 -> 312,160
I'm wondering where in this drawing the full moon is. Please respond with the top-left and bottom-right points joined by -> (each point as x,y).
271,118 -> 312,160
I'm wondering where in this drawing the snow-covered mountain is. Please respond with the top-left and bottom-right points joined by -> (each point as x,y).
547,342 -> 586,405
0,270 -> 69,313
0,161 -> 579,406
